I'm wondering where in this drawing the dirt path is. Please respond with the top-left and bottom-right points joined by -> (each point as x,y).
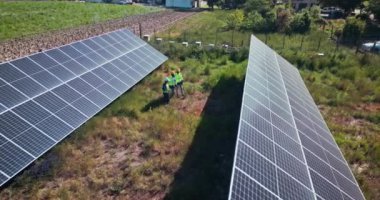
0,10 -> 196,62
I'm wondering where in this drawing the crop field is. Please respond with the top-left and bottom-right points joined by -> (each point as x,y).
0,1 -> 161,41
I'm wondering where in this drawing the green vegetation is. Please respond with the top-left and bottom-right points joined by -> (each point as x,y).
0,42 -> 247,199
369,0 -> 380,20
159,11 -> 252,47
0,7 -> 379,200
158,10 -> 380,199
0,1 -> 160,41
342,17 -> 366,44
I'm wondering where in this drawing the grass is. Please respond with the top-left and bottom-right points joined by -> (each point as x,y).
0,9 -> 379,200
157,11 -> 252,47
159,10 -> 380,199
0,47 -> 247,199
0,1 -> 161,41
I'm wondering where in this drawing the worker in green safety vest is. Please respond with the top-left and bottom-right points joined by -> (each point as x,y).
162,79 -> 170,104
175,68 -> 185,98
168,71 -> 177,97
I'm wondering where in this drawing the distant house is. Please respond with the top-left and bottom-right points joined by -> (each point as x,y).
281,0 -> 319,10
166,0 -> 195,9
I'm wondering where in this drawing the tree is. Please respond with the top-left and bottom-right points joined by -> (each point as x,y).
225,10 -> 245,30
309,5 -> 321,20
242,12 -> 265,31
319,0 -> 362,13
242,9 -> 276,32
290,12 -> 311,33
369,0 -> 380,20
263,10 -> 276,32
342,17 -> 365,44
276,9 -> 293,33
207,0 -> 221,9
243,0 -> 271,15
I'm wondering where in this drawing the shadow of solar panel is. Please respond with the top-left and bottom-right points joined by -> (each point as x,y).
229,35 -> 364,200
0,29 -> 167,187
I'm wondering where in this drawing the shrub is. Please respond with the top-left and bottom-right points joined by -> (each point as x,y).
342,17 -> 365,44
243,0 -> 271,15
225,10 -> 245,30
374,87 -> 380,102
309,5 -> 321,20
229,47 -> 249,63
290,12 -> 311,34
369,0 -> 380,20
242,11 -> 265,31
276,9 -> 293,33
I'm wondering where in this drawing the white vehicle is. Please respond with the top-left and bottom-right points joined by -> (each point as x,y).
361,41 -> 380,53
118,0 -> 133,5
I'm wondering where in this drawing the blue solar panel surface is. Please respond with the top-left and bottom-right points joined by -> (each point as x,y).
228,35 -> 365,200
0,29 -> 167,187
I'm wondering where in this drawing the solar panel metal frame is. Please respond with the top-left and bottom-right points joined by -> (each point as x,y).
0,28 -> 167,187
228,35 -> 365,200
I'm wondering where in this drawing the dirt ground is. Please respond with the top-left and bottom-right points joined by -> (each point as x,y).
0,10 -> 196,62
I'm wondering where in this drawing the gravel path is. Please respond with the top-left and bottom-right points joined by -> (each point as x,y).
0,10 -> 196,62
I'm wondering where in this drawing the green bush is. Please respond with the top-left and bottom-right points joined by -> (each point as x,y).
276,9 -> 293,33
342,17 -> 365,44
290,12 -> 311,34
242,11 -> 265,32
309,6 -> 321,20
229,47 -> 249,63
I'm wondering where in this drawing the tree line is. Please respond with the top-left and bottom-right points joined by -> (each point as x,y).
207,0 -> 380,20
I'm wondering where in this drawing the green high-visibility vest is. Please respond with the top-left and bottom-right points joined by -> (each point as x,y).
168,76 -> 176,86
175,72 -> 183,82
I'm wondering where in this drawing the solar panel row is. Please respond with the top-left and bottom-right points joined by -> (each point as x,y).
0,29 -> 167,187
229,35 -> 365,200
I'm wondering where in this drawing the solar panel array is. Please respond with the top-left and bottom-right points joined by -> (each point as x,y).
0,29 -> 167,187
228,35 -> 365,200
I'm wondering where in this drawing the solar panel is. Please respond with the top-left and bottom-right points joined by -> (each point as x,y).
228,35 -> 365,200
0,29 -> 167,187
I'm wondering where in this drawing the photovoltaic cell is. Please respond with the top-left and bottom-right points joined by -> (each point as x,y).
31,70 -> 62,89
230,169 -> 278,200
0,28 -> 167,187
36,116 -> 73,141
228,35 -> 364,200
0,63 -> 26,83
0,142 -> 34,176
29,53 -> 59,70
0,85 -> 28,108
11,77 -> 46,98
11,57 -> 44,75
13,128 -> 55,157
